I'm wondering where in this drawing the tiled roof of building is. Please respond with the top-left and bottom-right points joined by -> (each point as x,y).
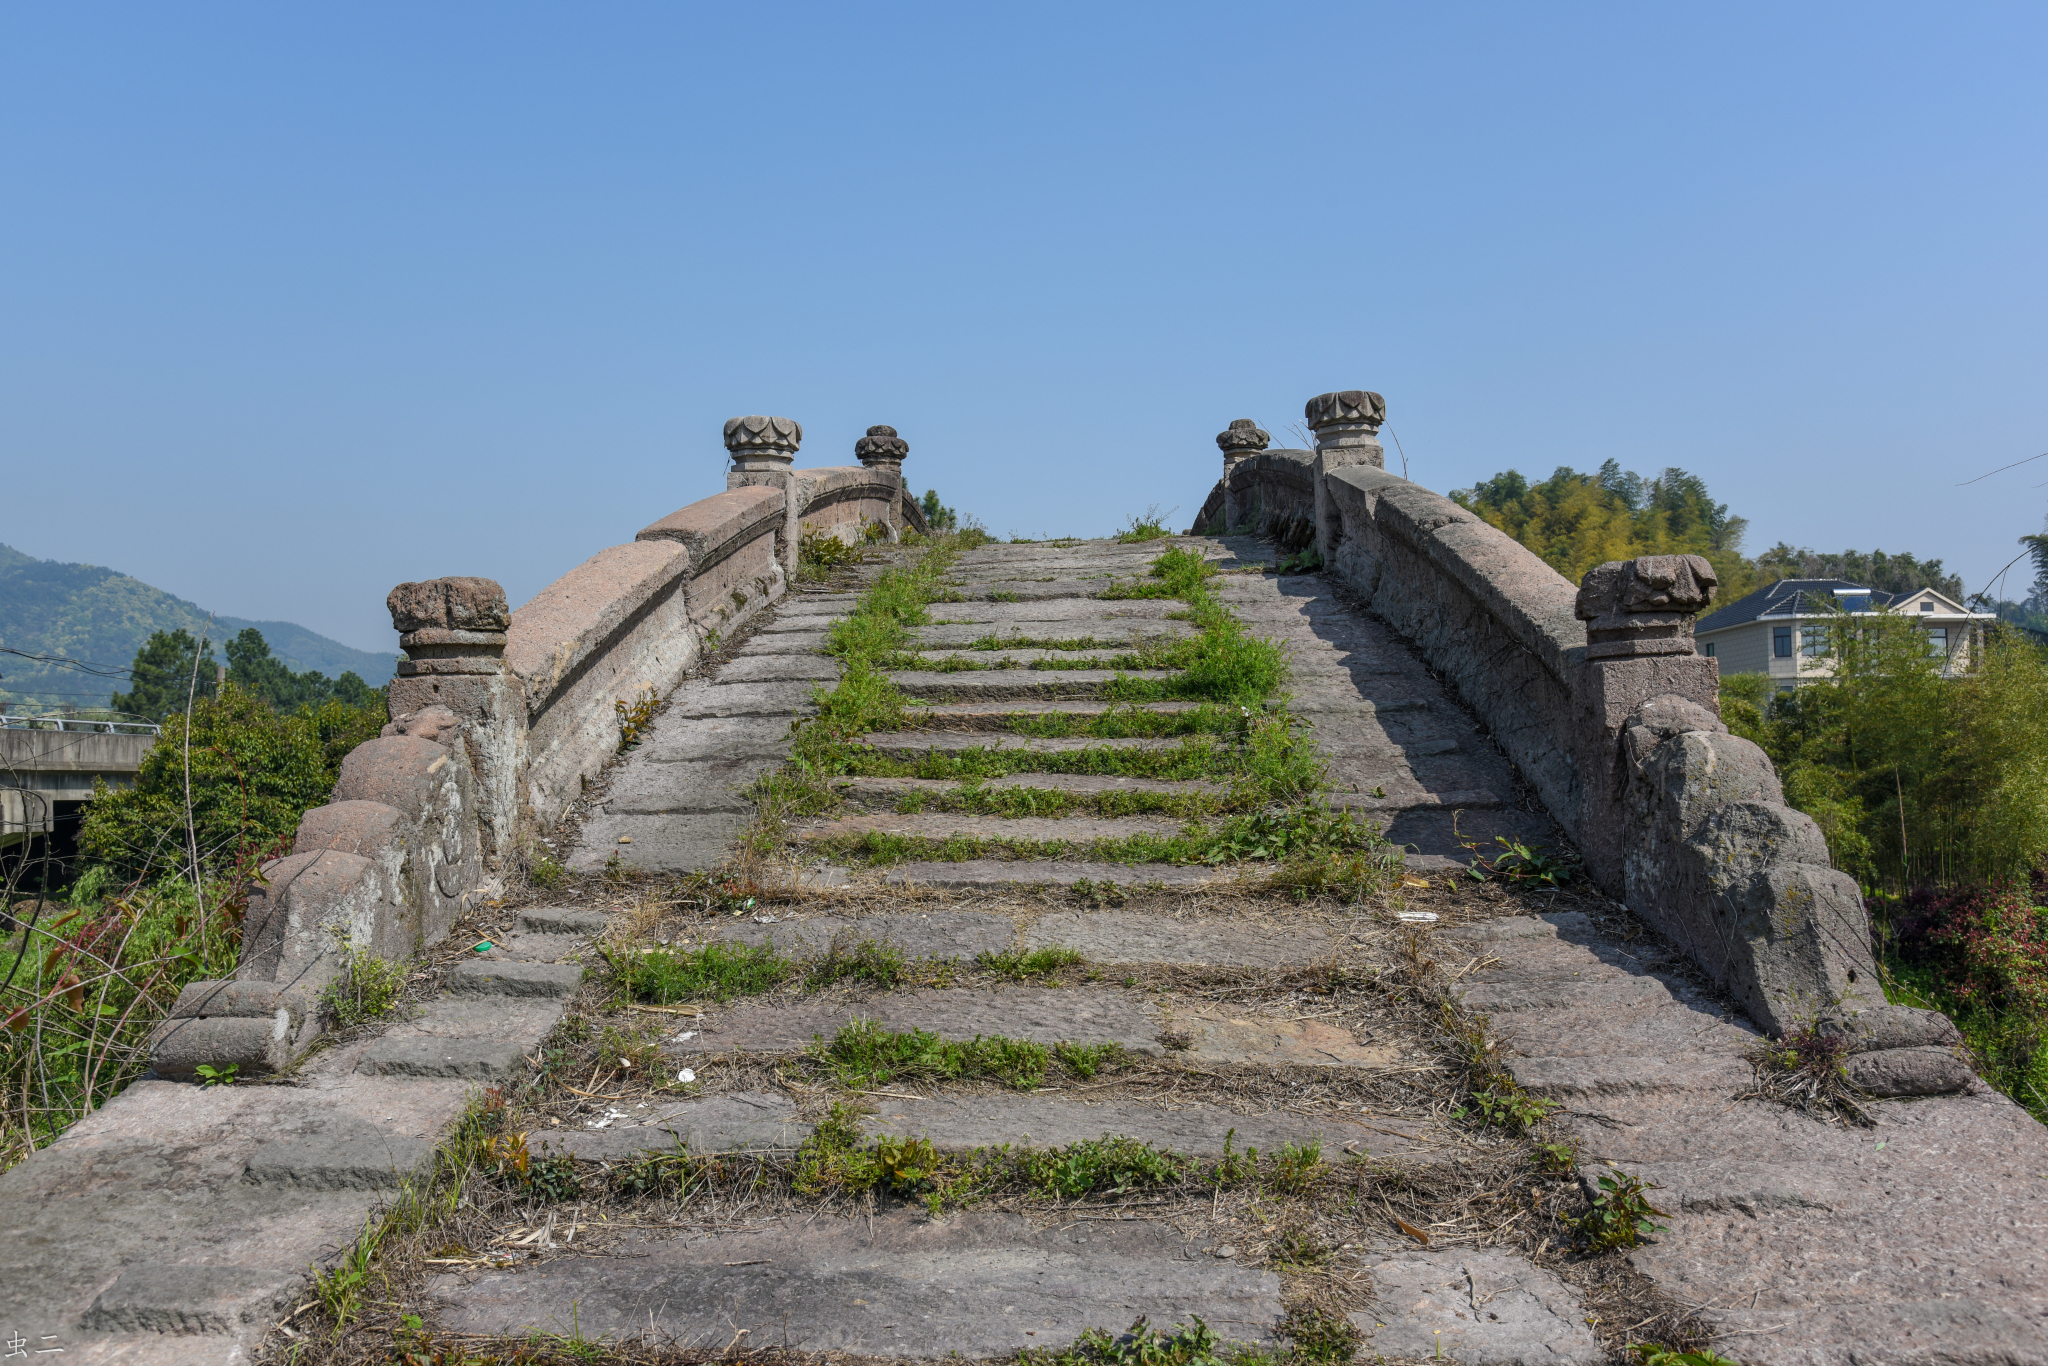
1696,579 -> 1896,635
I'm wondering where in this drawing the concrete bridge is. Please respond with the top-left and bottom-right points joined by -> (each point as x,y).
0,401 -> 2041,1365
0,721 -> 155,871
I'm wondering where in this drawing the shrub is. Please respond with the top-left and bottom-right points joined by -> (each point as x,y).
79,685 -> 384,883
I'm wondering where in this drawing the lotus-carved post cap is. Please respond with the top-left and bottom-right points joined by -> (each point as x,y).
387,577 -> 510,636
723,415 -> 803,471
1216,419 -> 1270,455
855,424 -> 910,468
1576,555 -> 1719,660
1304,391 -> 1386,436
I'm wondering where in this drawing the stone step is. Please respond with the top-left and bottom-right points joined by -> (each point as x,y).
355,1035 -> 532,1080
241,1119 -> 436,1191
519,907 -> 610,936
718,654 -> 842,683
532,1091 -> 813,1161
601,755 -> 779,815
666,681 -> 820,719
666,985 -> 1400,1070
885,860 -> 1233,891
889,670 -> 1180,699
794,812 -> 1190,847
637,714 -> 795,763
1328,786 -> 1503,813
1019,909 -> 1355,967
923,600 -> 1186,627
570,811 -> 751,872
697,905 -> 1353,969
937,579 -> 1117,600
418,1208 -> 1282,1359
909,622 -> 1197,649
906,698 -> 1201,728
899,647 -> 1177,668
703,909 -> 1016,960
735,630 -> 831,653
448,960 -> 584,998
861,731 -> 1203,757
860,1090 -> 1432,1160
828,773 -> 1227,805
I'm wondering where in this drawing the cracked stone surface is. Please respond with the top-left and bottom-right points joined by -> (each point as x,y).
418,1210 -> 1285,1358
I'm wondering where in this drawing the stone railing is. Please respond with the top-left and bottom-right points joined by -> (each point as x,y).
1210,390 -> 1966,1090
1191,392 -> 1389,553
150,417 -> 927,1080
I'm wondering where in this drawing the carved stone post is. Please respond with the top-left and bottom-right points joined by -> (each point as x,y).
724,415 -> 803,577
1306,390 -> 1385,564
1215,419 -> 1268,533
386,576 -> 521,868
855,424 -> 909,543
1569,554 -> 1720,894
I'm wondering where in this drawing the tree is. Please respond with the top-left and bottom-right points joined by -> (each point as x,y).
224,627 -> 384,714
79,684 -> 386,882
108,629 -> 217,722
921,489 -> 958,531
1449,463 -> 1754,594
1754,544 -> 1963,599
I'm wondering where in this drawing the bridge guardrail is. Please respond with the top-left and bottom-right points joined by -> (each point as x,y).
0,714 -> 161,735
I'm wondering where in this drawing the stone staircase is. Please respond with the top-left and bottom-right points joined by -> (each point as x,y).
5,532 -> 2045,1366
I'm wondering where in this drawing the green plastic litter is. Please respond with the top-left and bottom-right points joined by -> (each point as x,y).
471,940 -> 494,953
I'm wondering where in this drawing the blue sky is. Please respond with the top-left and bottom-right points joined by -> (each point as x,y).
3,3 -> 2043,652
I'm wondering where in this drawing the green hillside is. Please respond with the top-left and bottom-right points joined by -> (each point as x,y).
0,542 -> 395,714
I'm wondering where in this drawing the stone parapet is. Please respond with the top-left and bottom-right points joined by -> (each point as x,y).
1321,463 -> 1584,828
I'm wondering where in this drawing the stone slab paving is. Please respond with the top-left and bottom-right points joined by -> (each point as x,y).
418,1210 -> 1285,1357
859,1091 -> 1431,1159
0,906 -> 603,1365
664,984 -> 1402,1070
884,859 -> 1234,889
1350,1249 -> 1605,1364
795,812 -> 1191,845
1442,911 -> 2048,1361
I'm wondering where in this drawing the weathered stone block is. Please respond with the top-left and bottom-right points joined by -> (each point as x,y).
333,735 -> 451,819
1844,1046 -> 1976,1097
448,960 -> 582,998
387,577 -> 509,634
293,799 -> 405,858
80,1263 -> 300,1336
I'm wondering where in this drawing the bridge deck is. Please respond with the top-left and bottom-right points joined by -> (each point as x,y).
1,536 -> 2042,1365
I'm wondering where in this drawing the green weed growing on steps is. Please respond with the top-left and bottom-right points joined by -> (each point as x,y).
320,943 -> 408,1028
804,934 -> 917,990
810,1018 -> 1129,1090
1023,1135 -> 1187,1196
1114,505 -> 1176,543
1630,1345 -> 1746,1366
1022,1316 -> 1227,1366
1578,1168 -> 1672,1251
604,940 -> 793,1003
977,944 -> 1084,981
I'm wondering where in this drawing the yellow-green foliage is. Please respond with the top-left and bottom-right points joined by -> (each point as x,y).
1723,619 -> 2048,888
1452,461 -> 1756,596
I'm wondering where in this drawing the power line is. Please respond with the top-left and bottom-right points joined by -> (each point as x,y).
0,645 -> 137,678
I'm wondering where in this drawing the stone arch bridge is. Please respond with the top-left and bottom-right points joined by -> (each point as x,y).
1,399 -> 2041,1365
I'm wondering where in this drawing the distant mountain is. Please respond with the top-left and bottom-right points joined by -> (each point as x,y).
0,542 -> 395,714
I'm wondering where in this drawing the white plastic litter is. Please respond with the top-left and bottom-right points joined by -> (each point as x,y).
1396,911 -> 1439,922
672,1030 -> 697,1043
753,913 -> 778,924
586,1108 -> 633,1130
675,1068 -> 696,1085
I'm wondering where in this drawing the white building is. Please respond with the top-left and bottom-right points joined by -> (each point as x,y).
1694,578 -> 1993,690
